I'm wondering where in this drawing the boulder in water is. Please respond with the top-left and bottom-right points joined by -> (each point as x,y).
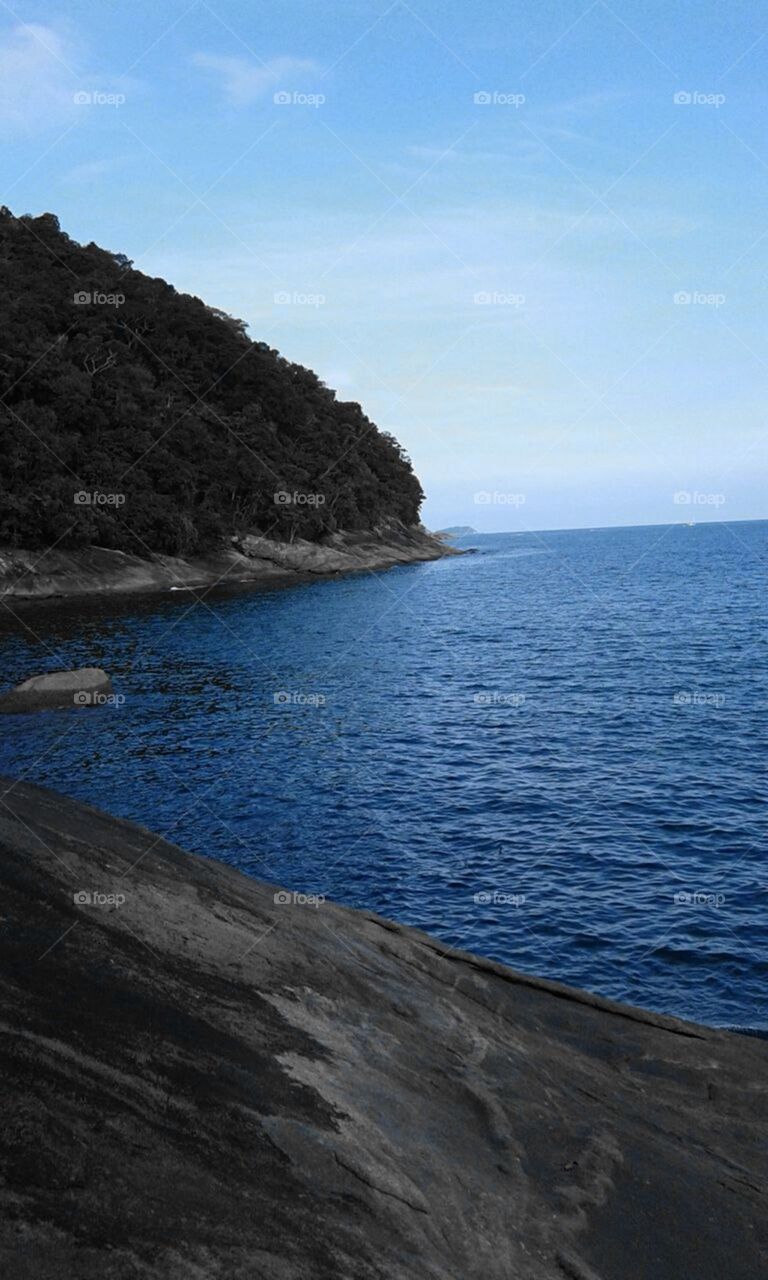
0,667 -> 113,713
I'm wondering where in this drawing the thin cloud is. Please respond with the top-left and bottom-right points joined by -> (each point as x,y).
0,24 -> 140,138
0,25 -> 75,136
191,54 -> 322,106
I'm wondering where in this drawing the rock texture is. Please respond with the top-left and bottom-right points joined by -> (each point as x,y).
0,777 -> 766,1280
0,668 -> 112,714
0,525 -> 454,602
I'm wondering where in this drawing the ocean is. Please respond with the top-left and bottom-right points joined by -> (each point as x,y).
1,520 -> 766,1029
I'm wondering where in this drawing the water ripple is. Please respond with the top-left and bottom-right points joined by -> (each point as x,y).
0,521 -> 766,1027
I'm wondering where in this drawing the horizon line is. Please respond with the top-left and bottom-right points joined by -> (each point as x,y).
438,516 -> 768,537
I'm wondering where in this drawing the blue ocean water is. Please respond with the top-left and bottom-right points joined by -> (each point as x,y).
1,521 -> 766,1028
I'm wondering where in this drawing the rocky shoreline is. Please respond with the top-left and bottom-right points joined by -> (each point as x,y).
0,777 -> 766,1279
0,525 -> 454,603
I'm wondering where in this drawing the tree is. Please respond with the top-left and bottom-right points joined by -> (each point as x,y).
0,208 -> 425,553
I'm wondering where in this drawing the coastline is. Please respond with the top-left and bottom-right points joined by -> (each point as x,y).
0,524 -> 455,604
1,776 -> 766,1279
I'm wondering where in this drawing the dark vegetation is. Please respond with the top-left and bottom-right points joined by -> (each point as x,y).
0,209 -> 424,554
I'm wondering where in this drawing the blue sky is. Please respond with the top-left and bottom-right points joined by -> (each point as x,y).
2,0 -> 767,531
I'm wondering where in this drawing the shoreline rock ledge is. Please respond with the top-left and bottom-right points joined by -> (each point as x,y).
0,523 -> 456,602
0,777 -> 766,1279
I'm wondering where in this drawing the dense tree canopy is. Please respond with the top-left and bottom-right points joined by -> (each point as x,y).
0,209 -> 424,554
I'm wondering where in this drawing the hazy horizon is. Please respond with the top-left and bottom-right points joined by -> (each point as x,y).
437,513 -> 768,535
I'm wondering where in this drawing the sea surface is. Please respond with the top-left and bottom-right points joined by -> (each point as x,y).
1,522 -> 766,1029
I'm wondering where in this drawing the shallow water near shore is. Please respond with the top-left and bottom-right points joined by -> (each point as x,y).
1,521 -> 766,1028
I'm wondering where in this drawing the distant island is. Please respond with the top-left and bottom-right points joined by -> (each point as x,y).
437,525 -> 477,536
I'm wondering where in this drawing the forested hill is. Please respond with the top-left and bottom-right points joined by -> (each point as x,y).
0,209 -> 424,555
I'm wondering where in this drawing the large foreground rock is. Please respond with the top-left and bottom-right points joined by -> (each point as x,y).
0,778 -> 765,1279
0,667 -> 112,713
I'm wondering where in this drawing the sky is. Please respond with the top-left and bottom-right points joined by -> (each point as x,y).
1,0 -> 767,532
